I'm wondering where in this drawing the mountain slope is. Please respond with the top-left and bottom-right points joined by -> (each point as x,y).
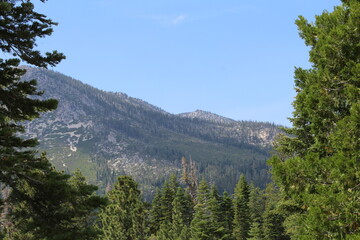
22,67 -> 282,198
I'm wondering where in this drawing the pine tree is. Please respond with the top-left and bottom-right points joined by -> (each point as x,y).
2,156 -> 106,240
98,176 -> 146,240
171,187 -> 193,239
248,185 -> 264,240
220,191 -> 234,238
232,175 -> 250,240
262,184 -> 289,240
269,0 -> 360,238
148,188 -> 163,235
0,0 -> 64,67
159,174 -> 179,224
157,223 -> 172,240
190,179 -> 215,240
0,1 -> 110,238
208,185 -> 231,240
147,174 -> 180,237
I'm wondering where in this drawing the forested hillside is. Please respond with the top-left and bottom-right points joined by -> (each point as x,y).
22,67 -> 282,198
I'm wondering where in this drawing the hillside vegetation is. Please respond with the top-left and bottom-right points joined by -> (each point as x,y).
22,67 -> 282,198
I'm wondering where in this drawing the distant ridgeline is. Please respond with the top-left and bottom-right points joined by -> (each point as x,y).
22,67 -> 282,199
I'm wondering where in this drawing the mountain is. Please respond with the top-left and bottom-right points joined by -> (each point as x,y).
178,110 -> 236,124
22,67 -> 282,199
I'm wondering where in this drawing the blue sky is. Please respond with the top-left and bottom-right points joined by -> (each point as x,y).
33,0 -> 340,126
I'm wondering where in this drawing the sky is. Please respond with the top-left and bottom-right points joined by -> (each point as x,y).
31,0 -> 341,126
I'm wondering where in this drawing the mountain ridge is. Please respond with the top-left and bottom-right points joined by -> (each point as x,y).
22,67 -> 282,198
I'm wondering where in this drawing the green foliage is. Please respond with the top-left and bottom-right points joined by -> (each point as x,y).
0,58 -> 57,189
147,175 -> 180,236
270,0 -> 360,238
190,179 -> 214,240
248,185 -> 265,240
190,180 -> 231,240
209,186 -> 232,240
0,0 -> 65,67
0,1 -> 106,239
262,184 -> 289,240
3,157 -> 105,240
171,187 -> 194,239
232,175 -> 250,240
159,174 -> 179,224
98,176 -> 146,240
220,191 -> 234,236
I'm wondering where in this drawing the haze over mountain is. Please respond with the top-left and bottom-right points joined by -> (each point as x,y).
22,67 -> 282,198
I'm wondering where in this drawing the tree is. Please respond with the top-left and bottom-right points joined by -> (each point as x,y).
0,1 -> 106,238
220,191 -> 234,237
147,174 -> 180,237
248,185 -> 264,240
171,187 -> 193,239
269,0 -> 360,238
190,179 -> 215,240
2,159 -> 106,240
261,184 -> 289,240
148,188 -> 163,235
208,185 -> 231,240
232,175 -> 250,240
0,0 -> 65,189
97,176 -> 146,240
159,174 -> 179,224
180,156 -> 198,201
0,0 -> 64,67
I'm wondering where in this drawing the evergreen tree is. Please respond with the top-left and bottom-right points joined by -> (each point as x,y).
176,225 -> 192,240
171,187 -> 193,239
98,176 -> 146,240
157,222 -> 172,240
248,185 -> 264,240
269,0 -> 360,238
220,191 -> 234,237
190,179 -> 215,240
2,156 -> 106,240
0,0 -> 64,67
208,185 -> 231,240
232,175 -> 250,240
0,1 -> 108,238
159,174 -> 179,224
148,174 -> 180,237
148,188 -> 163,235
262,184 -> 289,240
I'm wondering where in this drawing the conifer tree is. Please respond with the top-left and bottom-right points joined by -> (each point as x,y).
220,191 -> 234,237
190,179 -> 214,240
232,175 -> 250,240
269,0 -> 360,238
2,157 -> 106,240
159,174 -> 179,224
248,185 -> 264,240
0,1 -> 107,238
157,223 -> 172,240
208,185 -> 231,240
98,176 -> 145,240
171,187 -> 193,239
148,188 -> 163,235
148,174 -> 180,237
261,184 -> 289,240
